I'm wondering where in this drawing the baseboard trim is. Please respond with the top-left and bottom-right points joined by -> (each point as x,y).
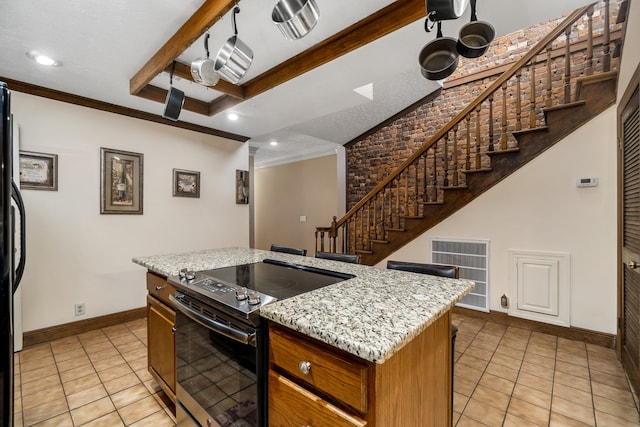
453,307 -> 616,349
23,307 -> 147,348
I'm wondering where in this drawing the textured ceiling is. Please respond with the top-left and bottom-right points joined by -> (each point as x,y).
0,0 -> 591,167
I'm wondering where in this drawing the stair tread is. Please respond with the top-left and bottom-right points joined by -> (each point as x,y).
386,228 -> 406,232
487,147 -> 520,155
400,215 -> 424,219
462,167 -> 492,174
355,249 -> 373,255
370,239 -> 389,244
420,200 -> 445,205
512,126 -> 549,137
443,185 -> 468,190
543,100 -> 586,113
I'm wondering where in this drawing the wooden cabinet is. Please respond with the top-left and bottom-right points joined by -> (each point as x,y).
146,272 -> 177,404
268,309 -> 452,427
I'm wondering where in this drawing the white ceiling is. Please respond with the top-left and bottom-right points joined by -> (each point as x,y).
0,0 -> 591,168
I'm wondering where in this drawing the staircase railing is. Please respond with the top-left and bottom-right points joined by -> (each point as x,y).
316,0 -> 619,256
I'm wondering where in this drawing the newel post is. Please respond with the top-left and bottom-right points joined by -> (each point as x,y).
329,216 -> 338,253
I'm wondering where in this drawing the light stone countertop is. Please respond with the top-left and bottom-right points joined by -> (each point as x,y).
132,247 -> 475,364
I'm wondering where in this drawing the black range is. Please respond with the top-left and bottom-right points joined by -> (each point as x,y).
167,258 -> 354,427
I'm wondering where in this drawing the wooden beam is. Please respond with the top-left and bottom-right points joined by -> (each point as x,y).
2,76 -> 249,141
129,0 -> 237,95
133,0 -> 426,117
166,61 -> 245,99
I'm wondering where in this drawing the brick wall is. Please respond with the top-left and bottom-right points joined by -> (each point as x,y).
346,0 -> 622,210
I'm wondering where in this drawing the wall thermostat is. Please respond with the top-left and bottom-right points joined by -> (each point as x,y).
576,177 -> 598,187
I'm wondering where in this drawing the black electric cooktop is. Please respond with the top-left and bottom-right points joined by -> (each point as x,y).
169,259 -> 355,319
199,259 -> 354,300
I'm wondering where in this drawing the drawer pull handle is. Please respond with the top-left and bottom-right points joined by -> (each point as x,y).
171,327 -> 176,334
155,285 -> 164,290
299,361 -> 311,375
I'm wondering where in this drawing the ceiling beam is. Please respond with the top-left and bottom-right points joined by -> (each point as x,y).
129,0 -> 237,96
131,0 -> 426,118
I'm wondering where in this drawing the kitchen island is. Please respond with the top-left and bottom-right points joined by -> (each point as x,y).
133,247 -> 474,426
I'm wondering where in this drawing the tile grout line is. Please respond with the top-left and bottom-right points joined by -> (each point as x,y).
502,326 -> 534,427
585,345 -> 598,427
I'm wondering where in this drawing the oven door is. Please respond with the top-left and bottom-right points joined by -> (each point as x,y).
171,292 -> 267,427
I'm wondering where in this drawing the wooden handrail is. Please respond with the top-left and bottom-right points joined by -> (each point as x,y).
332,2 -> 595,230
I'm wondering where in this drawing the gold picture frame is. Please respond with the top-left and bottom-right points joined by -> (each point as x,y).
100,147 -> 143,214
19,151 -> 58,191
173,168 -> 200,198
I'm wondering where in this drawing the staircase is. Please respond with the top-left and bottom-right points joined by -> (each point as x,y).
315,1 -> 622,266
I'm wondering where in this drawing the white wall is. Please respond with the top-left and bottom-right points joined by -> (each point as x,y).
379,106 -> 617,334
13,93 -> 249,331
254,154 -> 337,255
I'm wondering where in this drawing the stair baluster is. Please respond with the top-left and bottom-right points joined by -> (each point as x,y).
314,1 -> 620,262
586,6 -> 594,76
452,125 -> 459,187
545,44 -> 553,108
529,62 -> 537,128
603,0 -> 611,72
564,26 -> 572,103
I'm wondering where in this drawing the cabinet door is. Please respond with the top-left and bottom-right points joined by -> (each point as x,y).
147,295 -> 176,393
269,371 -> 367,427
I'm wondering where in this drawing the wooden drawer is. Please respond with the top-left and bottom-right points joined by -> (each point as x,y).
269,371 -> 367,427
269,326 -> 368,413
146,272 -> 176,307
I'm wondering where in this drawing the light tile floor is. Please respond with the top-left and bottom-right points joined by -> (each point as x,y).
13,318 -> 175,427
452,313 -> 640,426
12,314 -> 640,426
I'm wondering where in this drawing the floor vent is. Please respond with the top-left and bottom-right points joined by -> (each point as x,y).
430,238 -> 490,312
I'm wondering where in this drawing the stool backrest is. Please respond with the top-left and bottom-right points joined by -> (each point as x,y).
315,252 -> 360,264
270,244 -> 307,256
386,260 -> 459,279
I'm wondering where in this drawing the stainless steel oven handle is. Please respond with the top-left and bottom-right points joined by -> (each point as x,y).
170,294 -> 255,345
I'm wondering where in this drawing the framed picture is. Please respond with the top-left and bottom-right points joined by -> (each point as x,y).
100,147 -> 143,214
236,169 -> 249,204
19,151 -> 58,191
173,168 -> 200,198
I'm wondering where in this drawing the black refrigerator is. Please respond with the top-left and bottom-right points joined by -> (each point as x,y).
0,81 -> 26,427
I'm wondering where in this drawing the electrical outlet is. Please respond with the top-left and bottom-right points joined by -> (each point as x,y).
74,303 -> 85,316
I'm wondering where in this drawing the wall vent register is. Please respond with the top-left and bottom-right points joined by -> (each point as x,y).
430,238 -> 489,312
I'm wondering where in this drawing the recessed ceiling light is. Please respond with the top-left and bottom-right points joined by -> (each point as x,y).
227,113 -> 239,121
26,51 -> 62,67
270,141 -> 278,146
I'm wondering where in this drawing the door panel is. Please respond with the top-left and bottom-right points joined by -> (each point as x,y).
620,79 -> 640,393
